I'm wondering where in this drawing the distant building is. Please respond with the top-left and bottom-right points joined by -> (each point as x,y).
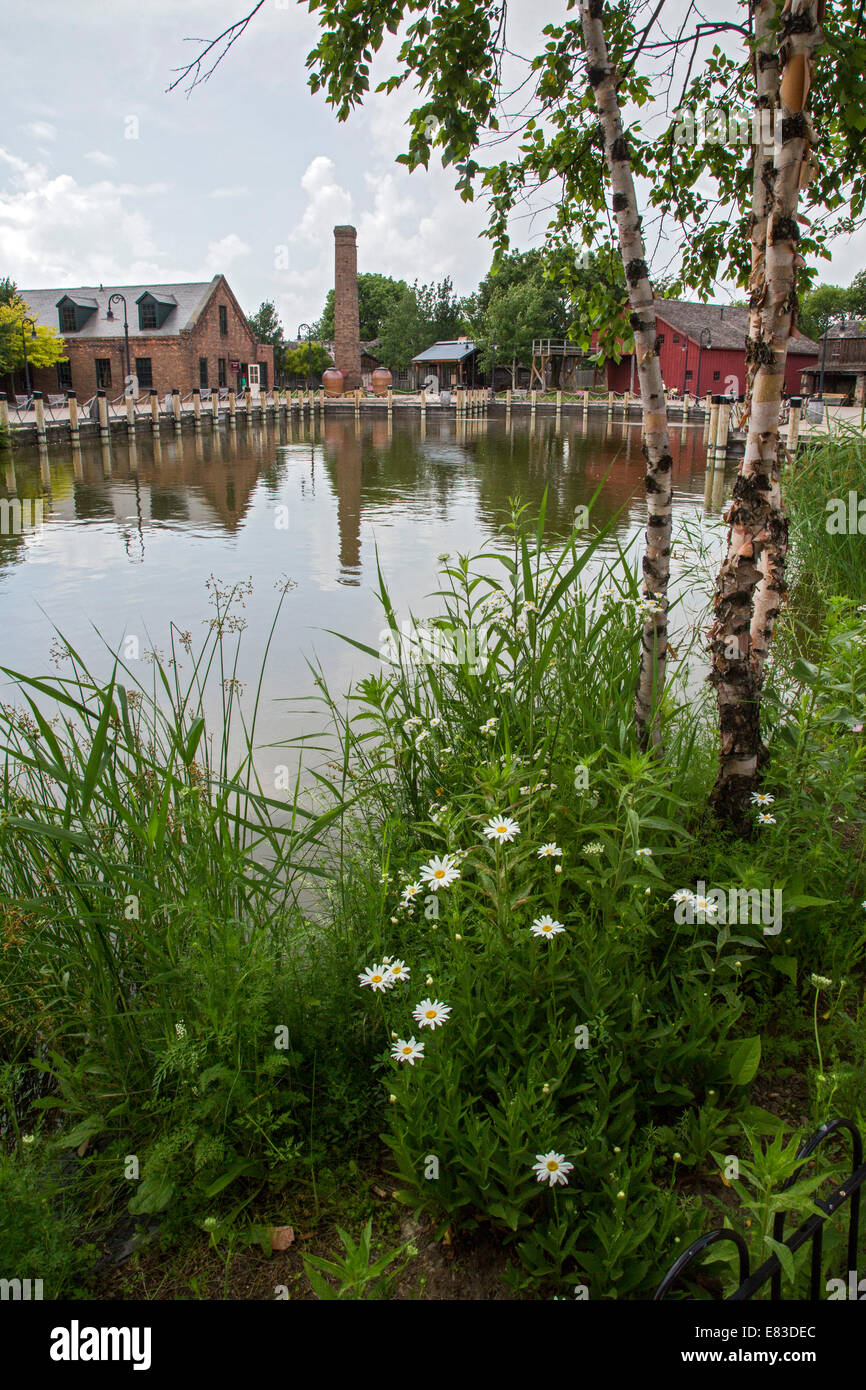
602,300 -> 820,398
800,319 -> 866,403
412,338 -> 480,389
15,275 -> 274,400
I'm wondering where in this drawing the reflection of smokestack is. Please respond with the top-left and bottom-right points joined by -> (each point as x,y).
324,418 -> 362,581
334,225 -> 362,391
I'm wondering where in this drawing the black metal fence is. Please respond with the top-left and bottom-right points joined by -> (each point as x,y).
654,1118 -> 866,1301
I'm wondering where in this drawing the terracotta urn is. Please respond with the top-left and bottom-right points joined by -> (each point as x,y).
371,367 -> 393,397
323,368 -> 346,397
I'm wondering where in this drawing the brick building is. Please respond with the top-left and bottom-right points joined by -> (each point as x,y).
333,226 -> 362,391
602,301 -> 820,398
16,275 -> 274,400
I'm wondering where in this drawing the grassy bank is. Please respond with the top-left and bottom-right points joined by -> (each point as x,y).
2,458 -> 866,1300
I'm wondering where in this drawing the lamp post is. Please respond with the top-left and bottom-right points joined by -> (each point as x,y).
489,333 -> 497,399
21,315 -> 36,399
695,327 -> 712,399
106,293 -> 131,382
298,323 -> 313,392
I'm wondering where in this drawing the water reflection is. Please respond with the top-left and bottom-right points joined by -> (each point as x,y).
0,414 -> 732,750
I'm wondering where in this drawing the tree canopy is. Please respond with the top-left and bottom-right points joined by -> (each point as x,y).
313,272 -> 410,341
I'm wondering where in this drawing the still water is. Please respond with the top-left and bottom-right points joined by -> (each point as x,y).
0,412 -> 729,760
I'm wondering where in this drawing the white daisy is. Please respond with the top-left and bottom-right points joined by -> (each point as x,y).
419,854 -> 461,890
401,881 -> 423,903
412,998 -> 452,1029
404,717 -> 422,731
391,1036 -> 425,1066
386,959 -> 410,983
430,717 -> 442,729
636,847 -> 653,858
531,915 -> 566,940
692,895 -> 718,916
532,1151 -> 574,1187
756,812 -> 776,825
480,717 -> 499,734
483,815 -> 521,843
750,792 -> 775,805
537,842 -> 562,858
359,964 -> 394,992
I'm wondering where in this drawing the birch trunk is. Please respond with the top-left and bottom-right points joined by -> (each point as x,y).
708,0 -> 821,829
580,0 -> 672,751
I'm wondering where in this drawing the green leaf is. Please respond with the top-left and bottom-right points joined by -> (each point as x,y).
727,1035 -> 761,1087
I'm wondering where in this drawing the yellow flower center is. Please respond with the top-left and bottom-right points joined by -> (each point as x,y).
542,924 -> 552,932
372,974 -> 382,983
425,1009 -> 436,1019
546,1160 -> 558,1171
434,869 -> 445,878
402,1047 -> 412,1055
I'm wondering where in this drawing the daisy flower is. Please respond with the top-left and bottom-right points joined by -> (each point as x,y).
756,812 -> 776,825
532,1152 -> 574,1187
401,881 -> 423,903
531,915 -> 566,940
480,717 -> 498,734
670,889 -> 694,905
537,843 -> 562,859
636,847 -> 653,858
412,999 -> 452,1029
483,815 -> 521,843
419,854 -> 461,890
359,964 -> 394,992
386,960 -> 410,983
430,717 -> 442,729
404,717 -> 422,731
750,792 -> 775,805
391,1037 -> 425,1066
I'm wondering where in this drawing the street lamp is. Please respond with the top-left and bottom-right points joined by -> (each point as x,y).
21,315 -> 36,399
106,293 -> 131,382
696,327 -> 712,399
298,323 -> 313,392
489,333 -> 497,400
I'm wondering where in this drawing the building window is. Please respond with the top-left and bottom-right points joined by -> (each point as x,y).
199,357 -> 209,388
219,305 -> 228,336
713,370 -> 721,380
136,357 -> 153,389
59,304 -> 77,333
672,333 -> 680,343
139,302 -> 158,330
656,334 -> 665,345
685,369 -> 693,379
56,361 -> 72,390
96,359 -> 112,389
218,357 -> 227,387
259,361 -> 268,390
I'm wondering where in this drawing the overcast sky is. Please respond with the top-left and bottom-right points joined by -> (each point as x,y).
2,0 -> 862,333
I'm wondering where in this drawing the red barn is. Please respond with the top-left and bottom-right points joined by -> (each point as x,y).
603,301 -> 819,398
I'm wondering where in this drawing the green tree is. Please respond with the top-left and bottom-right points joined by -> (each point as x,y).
314,273 -> 410,341
798,284 -> 851,340
0,303 -> 67,379
247,300 -> 286,355
378,276 -> 464,370
283,340 -> 333,380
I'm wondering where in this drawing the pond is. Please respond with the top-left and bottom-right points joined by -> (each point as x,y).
0,411 -> 730,764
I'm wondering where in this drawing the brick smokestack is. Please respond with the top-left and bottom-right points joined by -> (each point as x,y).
333,225 -> 362,391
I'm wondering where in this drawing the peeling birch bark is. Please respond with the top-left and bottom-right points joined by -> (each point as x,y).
708,0 -> 821,830
580,0 -> 672,751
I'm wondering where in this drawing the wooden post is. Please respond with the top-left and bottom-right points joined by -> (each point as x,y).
192,387 -> 202,429
707,395 -> 720,455
66,391 -> 79,444
96,389 -> 109,441
228,389 -> 237,427
683,392 -> 690,422
354,387 -> 361,415
33,392 -> 47,445
244,387 -> 252,416
150,389 -> 160,434
420,385 -> 426,418
713,396 -> 731,466
387,387 -> 393,415
0,393 -> 9,438
318,387 -> 324,413
531,389 -> 537,412
126,393 -> 135,438
172,389 -> 182,432
786,397 -> 801,454
607,390 -> 614,420
211,387 -> 219,423
505,388 -> 512,411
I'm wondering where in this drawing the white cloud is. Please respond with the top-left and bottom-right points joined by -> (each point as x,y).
84,150 -> 117,168
291,156 -> 353,245
24,121 -> 56,142
204,232 -> 252,271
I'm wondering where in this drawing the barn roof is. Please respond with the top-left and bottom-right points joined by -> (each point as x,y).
655,300 -> 819,355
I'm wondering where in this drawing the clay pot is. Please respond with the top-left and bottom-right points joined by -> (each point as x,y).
323,368 -> 346,397
371,367 -> 393,397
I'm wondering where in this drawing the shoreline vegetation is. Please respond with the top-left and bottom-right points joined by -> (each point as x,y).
2,436 -> 866,1301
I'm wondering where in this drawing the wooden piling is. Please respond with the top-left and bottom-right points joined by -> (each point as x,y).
211,387 -> 219,424
96,390 -> 109,442
172,389 -> 182,433
67,391 -> 79,444
786,397 -> 801,454
0,393 -> 9,439
228,389 -> 237,427
707,395 -> 720,455
387,387 -> 393,415
192,387 -> 202,429
150,389 -> 160,434
126,393 -> 135,438
33,392 -> 47,445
